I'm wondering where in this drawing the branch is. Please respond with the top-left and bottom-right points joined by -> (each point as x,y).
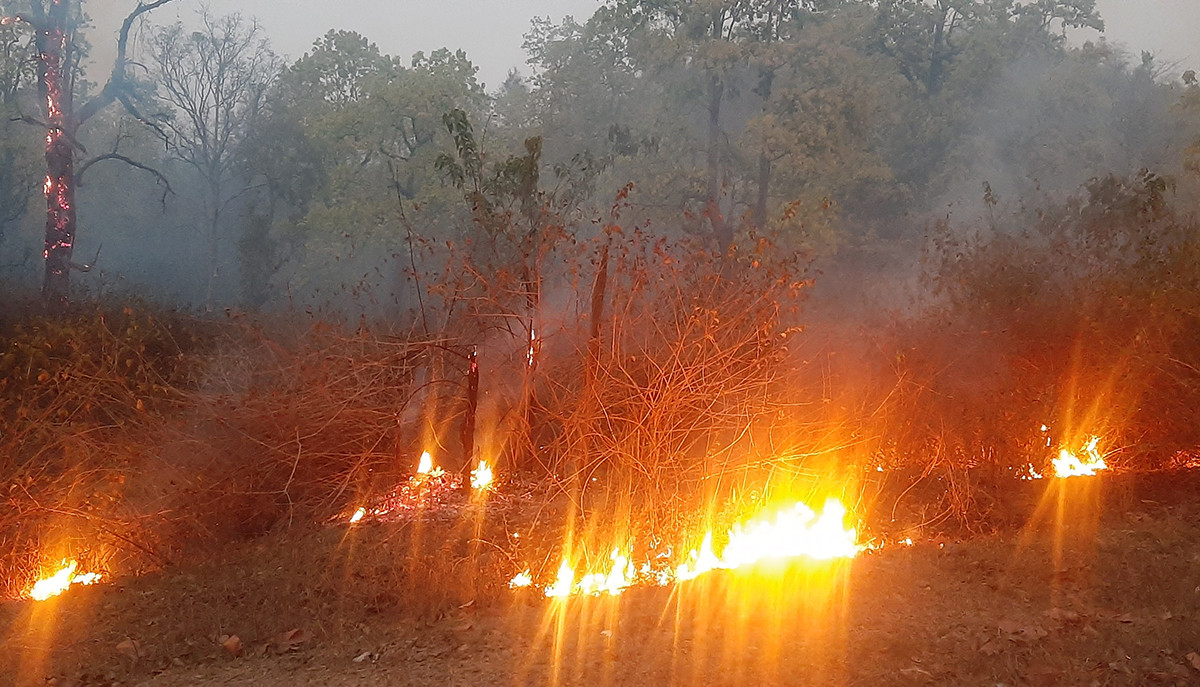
76,0 -> 178,126
77,153 -> 175,205
68,243 -> 102,273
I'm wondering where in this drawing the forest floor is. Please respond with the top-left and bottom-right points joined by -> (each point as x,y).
2,470 -> 1200,687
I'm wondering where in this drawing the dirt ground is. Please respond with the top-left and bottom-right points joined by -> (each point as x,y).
3,470 -> 1199,687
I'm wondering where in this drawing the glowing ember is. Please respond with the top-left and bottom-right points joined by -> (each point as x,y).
349,507 -> 366,523
676,498 -> 861,581
471,460 -> 494,490
1052,436 -> 1108,478
509,569 -> 534,588
28,560 -> 102,601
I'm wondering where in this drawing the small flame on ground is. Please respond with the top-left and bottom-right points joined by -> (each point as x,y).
510,569 -> 534,588
545,561 -> 575,598
577,550 -> 635,596
28,560 -> 102,601
471,460 -> 494,490
349,507 -> 366,524
1053,436 -> 1108,478
417,451 -> 434,475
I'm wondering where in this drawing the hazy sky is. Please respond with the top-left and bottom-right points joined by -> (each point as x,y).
89,0 -> 1197,91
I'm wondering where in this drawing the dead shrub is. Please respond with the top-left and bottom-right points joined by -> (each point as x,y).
869,170 -> 1200,525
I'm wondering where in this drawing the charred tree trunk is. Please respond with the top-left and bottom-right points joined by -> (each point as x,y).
706,72 -> 731,253
927,4 -> 949,96
30,2 -> 75,309
459,346 -> 479,496
753,69 -> 775,230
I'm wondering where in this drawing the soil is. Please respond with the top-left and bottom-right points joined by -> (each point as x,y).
3,470 -> 1199,687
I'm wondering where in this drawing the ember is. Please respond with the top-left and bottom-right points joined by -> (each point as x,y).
28,560 -> 102,601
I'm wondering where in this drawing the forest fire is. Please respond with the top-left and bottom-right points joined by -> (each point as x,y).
27,560 -> 102,601
521,497 -> 862,598
1053,436 -> 1108,478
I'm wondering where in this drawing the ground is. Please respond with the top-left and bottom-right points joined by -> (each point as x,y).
2,471 -> 1199,687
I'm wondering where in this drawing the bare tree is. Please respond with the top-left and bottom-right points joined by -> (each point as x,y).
1,0 -> 177,308
146,10 -> 279,309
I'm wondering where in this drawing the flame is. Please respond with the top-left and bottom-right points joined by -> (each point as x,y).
28,560 -> 102,601
521,497 -> 863,598
417,451 -> 433,475
510,569 -> 534,588
471,460 -> 494,490
676,498 -> 860,581
577,550 -> 635,596
1052,436 -> 1108,478
545,560 -> 575,598
349,507 -> 366,523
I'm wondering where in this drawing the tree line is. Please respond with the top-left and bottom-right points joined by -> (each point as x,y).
0,0 -> 1195,312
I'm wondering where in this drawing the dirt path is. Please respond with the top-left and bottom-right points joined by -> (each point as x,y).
5,473 -> 1200,687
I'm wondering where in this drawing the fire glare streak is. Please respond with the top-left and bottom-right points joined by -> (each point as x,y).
28,560 -> 102,601
1053,436 -> 1108,478
529,497 -> 862,598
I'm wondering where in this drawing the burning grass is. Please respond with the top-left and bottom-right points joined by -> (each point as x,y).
3,170 -> 1200,671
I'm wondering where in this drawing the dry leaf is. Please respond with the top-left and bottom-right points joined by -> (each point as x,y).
352,651 -> 372,663
1045,608 -> 1080,623
221,634 -> 243,657
115,638 -> 140,660
273,628 -> 311,649
1186,652 -> 1200,672
979,639 -> 1004,656
1017,625 -> 1049,643
997,620 -> 1022,634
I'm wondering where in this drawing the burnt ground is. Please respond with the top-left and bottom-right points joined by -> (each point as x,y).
2,470 -> 1200,687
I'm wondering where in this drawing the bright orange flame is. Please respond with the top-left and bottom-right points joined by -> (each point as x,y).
676,497 -> 860,581
545,560 -> 575,598
349,507 -> 366,523
509,569 -> 534,588
520,497 -> 863,597
471,460 -> 494,490
1052,436 -> 1108,478
576,550 -> 635,596
28,560 -> 102,601
417,451 -> 433,474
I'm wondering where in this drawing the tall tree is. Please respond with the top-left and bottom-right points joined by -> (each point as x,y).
147,10 -> 279,309
0,7 -> 36,244
0,0 -> 176,307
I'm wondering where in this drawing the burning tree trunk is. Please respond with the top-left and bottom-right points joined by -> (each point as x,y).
4,0 -> 176,308
31,4 -> 73,304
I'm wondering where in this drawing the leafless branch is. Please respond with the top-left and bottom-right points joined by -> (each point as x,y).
77,152 -> 175,204
76,0 -> 178,127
